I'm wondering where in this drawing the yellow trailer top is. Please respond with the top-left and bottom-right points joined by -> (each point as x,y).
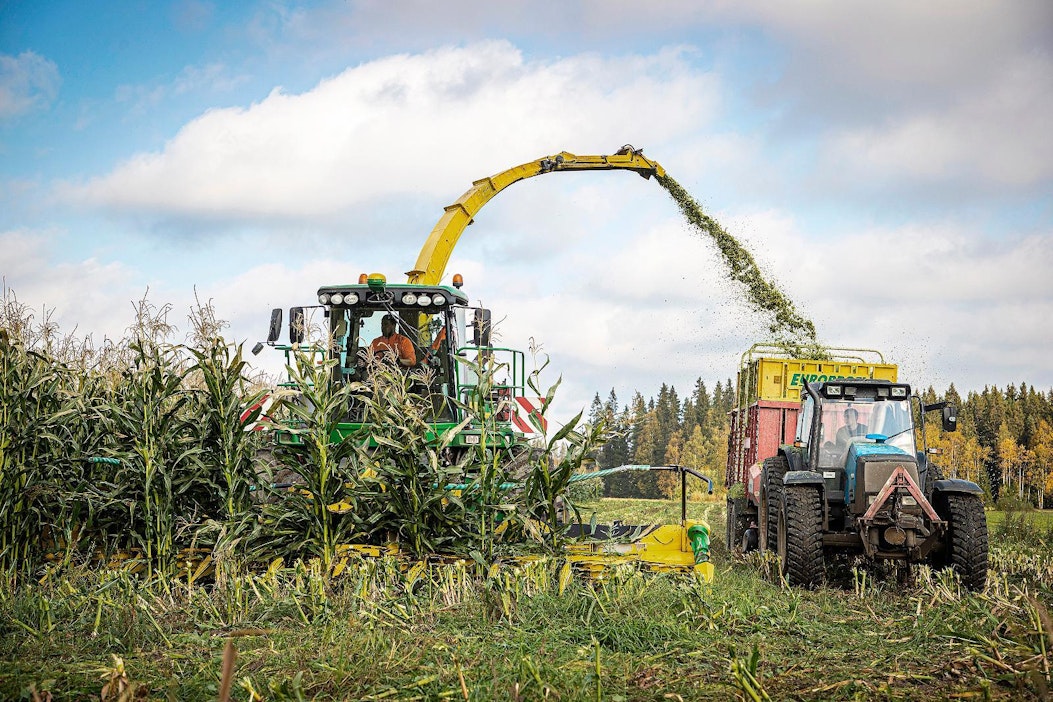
735,344 -> 897,407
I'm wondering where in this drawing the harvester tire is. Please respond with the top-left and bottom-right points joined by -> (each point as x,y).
935,493 -> 988,591
778,485 -> 824,588
760,455 -> 787,553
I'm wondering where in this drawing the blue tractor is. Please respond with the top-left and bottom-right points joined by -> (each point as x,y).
759,379 -> 988,589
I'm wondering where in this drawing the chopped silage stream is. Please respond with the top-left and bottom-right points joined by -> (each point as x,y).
657,174 -> 822,352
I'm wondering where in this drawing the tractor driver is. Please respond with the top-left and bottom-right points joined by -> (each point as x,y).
835,407 -> 867,447
370,314 -> 416,367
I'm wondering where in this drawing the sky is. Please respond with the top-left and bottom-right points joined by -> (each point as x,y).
1,0 -> 1051,421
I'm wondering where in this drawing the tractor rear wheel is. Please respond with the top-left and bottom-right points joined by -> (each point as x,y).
777,485 -> 824,588
760,455 -> 788,553
935,493 -> 988,591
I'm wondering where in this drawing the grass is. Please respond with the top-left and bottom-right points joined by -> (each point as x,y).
2,498 -> 1051,701
987,508 -> 1053,531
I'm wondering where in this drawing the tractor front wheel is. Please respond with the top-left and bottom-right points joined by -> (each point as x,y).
935,493 -> 988,591
778,485 -> 824,588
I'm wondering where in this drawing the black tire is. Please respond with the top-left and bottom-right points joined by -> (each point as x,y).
777,485 -> 824,588
726,496 -> 750,551
725,497 -> 738,551
760,455 -> 788,553
935,493 -> 988,591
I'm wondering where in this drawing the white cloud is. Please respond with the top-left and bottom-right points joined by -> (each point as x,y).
0,229 -> 136,341
820,54 -> 1053,188
62,41 -> 718,224
0,51 -> 60,119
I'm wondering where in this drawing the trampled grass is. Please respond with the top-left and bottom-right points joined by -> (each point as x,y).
2,500 -> 1051,701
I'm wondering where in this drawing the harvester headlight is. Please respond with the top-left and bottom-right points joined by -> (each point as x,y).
402,293 -> 418,305
318,293 -> 330,304
330,293 -> 344,305
416,295 -> 432,306
432,294 -> 446,306
344,292 -> 359,305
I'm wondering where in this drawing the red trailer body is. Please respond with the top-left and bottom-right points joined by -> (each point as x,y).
727,400 -> 799,505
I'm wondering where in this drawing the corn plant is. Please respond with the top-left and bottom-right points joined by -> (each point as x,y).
352,358 -> 473,557
516,374 -> 608,554
260,350 -> 364,571
90,340 -> 202,575
188,339 -> 268,521
0,329 -> 77,572
449,352 -> 533,560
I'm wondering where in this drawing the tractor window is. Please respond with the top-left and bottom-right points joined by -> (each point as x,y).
795,396 -> 814,445
817,399 -> 916,467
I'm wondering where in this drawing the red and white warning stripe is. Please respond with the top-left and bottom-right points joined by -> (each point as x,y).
512,396 -> 548,435
240,393 -> 277,432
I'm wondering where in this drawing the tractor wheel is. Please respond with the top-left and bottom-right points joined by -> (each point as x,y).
760,455 -> 788,553
777,485 -> 824,588
935,493 -> 988,591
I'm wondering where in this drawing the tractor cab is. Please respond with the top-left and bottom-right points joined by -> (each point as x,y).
802,380 -> 919,507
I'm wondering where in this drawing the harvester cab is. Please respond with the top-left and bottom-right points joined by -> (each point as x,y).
256,272 -> 534,456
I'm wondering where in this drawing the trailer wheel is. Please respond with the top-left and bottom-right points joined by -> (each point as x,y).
935,493 -> 988,591
726,496 -> 751,552
777,485 -> 824,588
760,456 -> 787,553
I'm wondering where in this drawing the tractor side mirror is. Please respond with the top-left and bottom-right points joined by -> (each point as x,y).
473,308 -> 492,347
942,405 -> 958,433
267,308 -> 282,343
289,307 -> 305,344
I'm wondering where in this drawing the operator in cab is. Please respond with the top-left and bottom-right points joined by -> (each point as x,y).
370,314 -> 416,367
836,407 -> 867,447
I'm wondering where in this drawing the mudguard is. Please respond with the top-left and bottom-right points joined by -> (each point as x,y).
932,479 -> 984,496
783,470 -> 825,487
781,447 -> 806,473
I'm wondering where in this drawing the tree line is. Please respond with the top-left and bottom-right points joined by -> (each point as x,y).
587,378 -> 735,499
588,378 -> 1053,507
922,383 -> 1053,508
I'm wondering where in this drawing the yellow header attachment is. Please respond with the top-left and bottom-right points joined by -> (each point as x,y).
406,145 -> 665,285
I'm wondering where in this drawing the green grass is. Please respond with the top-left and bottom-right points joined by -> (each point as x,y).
987,508 -> 1053,531
1,498 -> 1051,701
573,495 -> 721,526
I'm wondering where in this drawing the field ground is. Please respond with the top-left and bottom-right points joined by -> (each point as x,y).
2,500 -> 1051,701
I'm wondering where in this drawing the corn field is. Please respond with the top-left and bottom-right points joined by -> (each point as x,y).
0,289 -> 600,581
3,290 -> 1052,699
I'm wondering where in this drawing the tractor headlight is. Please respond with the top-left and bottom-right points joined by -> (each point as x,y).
826,385 -> 842,397
402,293 -> 417,305
417,295 -> 432,306
330,293 -> 344,305
432,294 -> 446,306
318,293 -> 330,304
891,386 -> 908,398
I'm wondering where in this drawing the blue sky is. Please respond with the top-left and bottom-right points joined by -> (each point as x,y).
2,0 -> 1051,417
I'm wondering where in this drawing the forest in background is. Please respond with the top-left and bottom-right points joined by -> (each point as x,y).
589,378 -> 1053,508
